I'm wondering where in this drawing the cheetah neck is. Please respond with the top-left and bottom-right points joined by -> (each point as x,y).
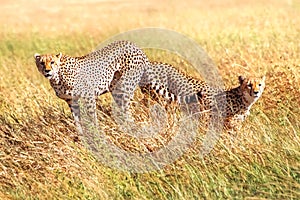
236,86 -> 256,110
49,73 -> 60,86
227,86 -> 250,111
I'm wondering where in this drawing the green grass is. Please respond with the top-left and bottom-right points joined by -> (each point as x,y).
0,0 -> 300,199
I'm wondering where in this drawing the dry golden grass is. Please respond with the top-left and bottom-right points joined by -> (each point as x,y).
0,0 -> 299,199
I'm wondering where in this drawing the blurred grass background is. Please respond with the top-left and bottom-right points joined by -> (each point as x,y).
0,0 -> 299,199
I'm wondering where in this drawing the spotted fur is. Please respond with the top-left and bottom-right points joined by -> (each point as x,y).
142,62 -> 266,130
35,40 -> 151,131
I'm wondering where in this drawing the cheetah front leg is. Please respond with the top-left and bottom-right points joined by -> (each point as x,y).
66,96 -> 98,134
78,95 -> 99,131
66,98 -> 83,134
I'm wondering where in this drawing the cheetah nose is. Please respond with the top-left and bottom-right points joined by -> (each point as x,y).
253,91 -> 259,96
45,70 -> 51,73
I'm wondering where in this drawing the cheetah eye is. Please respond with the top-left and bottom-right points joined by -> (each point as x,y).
50,61 -> 55,65
258,83 -> 262,86
40,61 -> 45,66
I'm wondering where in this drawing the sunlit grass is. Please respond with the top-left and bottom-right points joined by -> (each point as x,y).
0,0 -> 299,199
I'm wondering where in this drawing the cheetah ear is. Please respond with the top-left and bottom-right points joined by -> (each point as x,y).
238,75 -> 245,84
261,75 -> 266,82
34,53 -> 40,60
56,52 -> 62,60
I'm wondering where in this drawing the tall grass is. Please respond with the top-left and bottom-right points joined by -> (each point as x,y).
0,0 -> 299,199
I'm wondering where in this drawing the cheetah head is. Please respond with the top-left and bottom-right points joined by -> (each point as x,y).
239,75 -> 266,104
34,53 -> 62,79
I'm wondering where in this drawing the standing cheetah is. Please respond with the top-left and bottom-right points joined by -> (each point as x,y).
35,40 -> 154,131
141,62 -> 266,131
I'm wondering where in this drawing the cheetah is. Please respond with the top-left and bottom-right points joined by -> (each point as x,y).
141,62 -> 266,131
34,40 -> 155,132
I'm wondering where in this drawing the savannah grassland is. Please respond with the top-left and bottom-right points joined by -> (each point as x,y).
0,0 -> 300,199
